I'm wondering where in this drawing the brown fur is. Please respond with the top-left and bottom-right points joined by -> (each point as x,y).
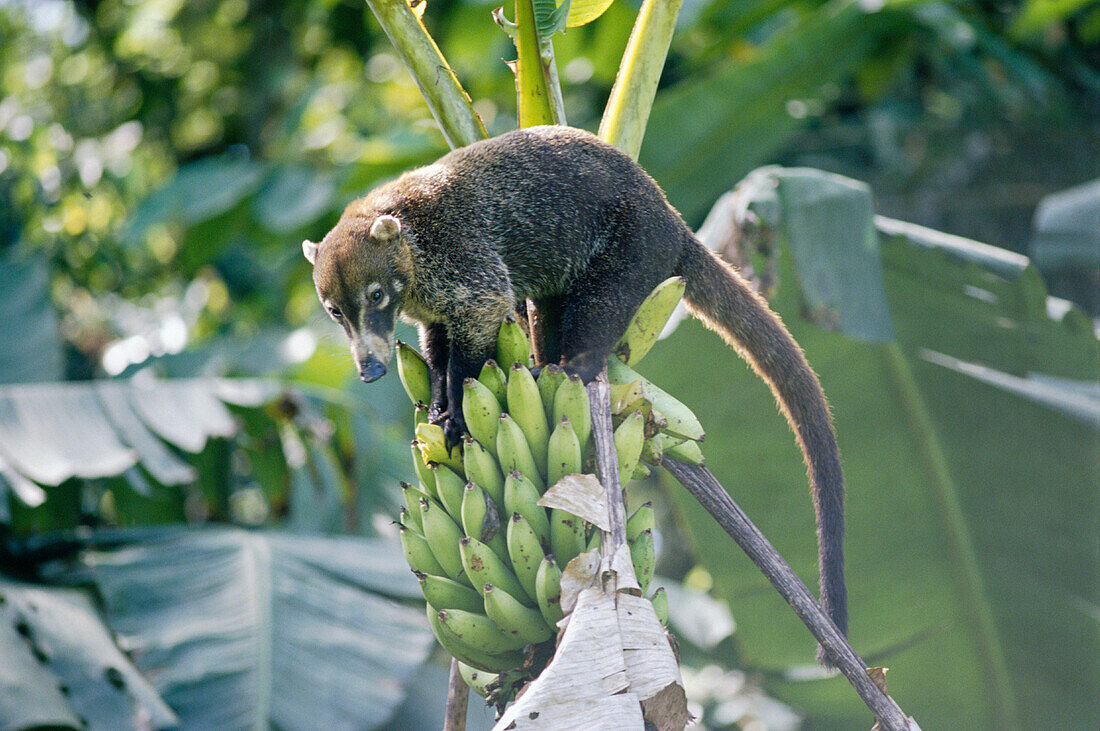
306,125 -> 847,648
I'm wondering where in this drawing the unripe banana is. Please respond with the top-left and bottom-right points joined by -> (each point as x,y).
496,315 -> 531,369
552,374 -> 592,452
459,536 -> 530,605
607,357 -> 705,442
650,587 -> 669,626
665,438 -> 705,466
415,422 -> 463,472
460,481 -> 508,563
400,524 -> 447,577
629,528 -> 656,593
462,378 -> 501,457
428,606 -> 525,671
416,571 -> 485,614
534,555 -> 564,627
401,482 -> 428,532
478,360 -> 508,407
549,508 -> 586,569
496,414 -> 542,489
436,606 -> 527,654
546,415 -> 582,488
613,276 -> 686,366
420,497 -> 466,582
614,410 -> 646,482
507,363 -> 549,474
586,528 -> 603,553
626,502 -> 655,542
414,402 -> 429,430
432,464 -> 466,521
410,440 -> 436,497
395,340 -> 431,404
484,583 -> 553,645
457,661 -> 498,698
640,435 -> 664,466
462,436 -> 505,509
506,512 -> 545,604
504,471 -> 551,544
536,364 -> 567,415
631,463 -> 651,480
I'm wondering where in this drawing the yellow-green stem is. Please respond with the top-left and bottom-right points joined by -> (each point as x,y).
363,0 -> 487,148
598,0 -> 685,160
515,0 -> 557,127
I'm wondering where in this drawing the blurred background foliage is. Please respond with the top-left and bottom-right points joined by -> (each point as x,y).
0,0 -> 1097,728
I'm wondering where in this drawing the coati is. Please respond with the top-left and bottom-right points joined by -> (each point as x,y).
303,125 -> 847,642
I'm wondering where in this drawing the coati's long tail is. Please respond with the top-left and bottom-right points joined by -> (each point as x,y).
675,238 -> 848,645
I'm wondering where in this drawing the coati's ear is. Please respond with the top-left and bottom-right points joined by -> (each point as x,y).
302,239 -> 318,265
370,215 -> 401,242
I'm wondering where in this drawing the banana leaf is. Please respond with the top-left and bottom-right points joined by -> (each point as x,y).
646,167 -> 1098,729
17,527 -> 433,730
0,252 -> 63,385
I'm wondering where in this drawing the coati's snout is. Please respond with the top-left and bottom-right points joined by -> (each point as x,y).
303,213 -> 409,385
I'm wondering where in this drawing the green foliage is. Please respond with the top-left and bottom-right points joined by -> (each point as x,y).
647,167 -> 1097,729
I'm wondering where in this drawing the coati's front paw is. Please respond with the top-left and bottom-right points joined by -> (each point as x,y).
427,401 -> 445,424
430,409 -> 466,452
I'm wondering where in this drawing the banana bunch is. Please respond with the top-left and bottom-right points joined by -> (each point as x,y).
394,277 -> 702,683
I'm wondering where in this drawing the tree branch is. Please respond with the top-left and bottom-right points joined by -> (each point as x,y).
662,458 -> 914,731
443,657 -> 469,731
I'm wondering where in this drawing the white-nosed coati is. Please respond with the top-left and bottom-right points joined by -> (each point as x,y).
303,125 -> 848,644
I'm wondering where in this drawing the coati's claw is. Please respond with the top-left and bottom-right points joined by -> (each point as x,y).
428,401 -> 445,424
442,413 -> 466,452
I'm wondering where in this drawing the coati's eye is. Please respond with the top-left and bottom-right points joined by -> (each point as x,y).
328,306 -> 343,320
370,289 -> 383,304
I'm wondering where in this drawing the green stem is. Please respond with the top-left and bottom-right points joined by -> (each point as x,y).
363,0 -> 487,148
598,0 -> 685,160
514,0 -> 558,127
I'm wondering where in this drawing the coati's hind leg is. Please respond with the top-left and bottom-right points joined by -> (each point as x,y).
558,248 -> 672,382
419,323 -> 450,422
529,297 -> 564,368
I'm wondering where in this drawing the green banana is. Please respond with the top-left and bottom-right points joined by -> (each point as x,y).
613,276 -> 685,366
614,410 -> 645,482
478,360 -> 508,407
534,555 -> 564,627
650,587 -> 669,626
629,528 -> 655,593
436,606 -> 527,654
631,463 -> 651,481
416,571 -> 485,614
414,402 -> 429,430
506,363 -> 549,473
428,606 -> 524,671
415,422 -> 463,472
546,415 -> 582,488
549,508 -> 586,569
626,502 -> 655,541
496,414 -> 542,488
395,340 -> 431,404
462,436 -> 504,509
410,440 -> 436,497
433,464 -> 466,521
504,471 -> 551,543
665,438 -> 705,466
552,374 -> 592,452
419,497 -> 466,582
460,480 -> 508,563
640,435 -> 664,466
458,536 -> 530,605
401,482 -> 427,532
496,315 -> 531,369
400,524 -> 447,577
536,364 -> 567,415
607,357 -> 705,442
484,583 -> 553,645
462,378 -> 501,457
457,661 -> 498,698
506,512 -> 545,604
586,528 -> 603,553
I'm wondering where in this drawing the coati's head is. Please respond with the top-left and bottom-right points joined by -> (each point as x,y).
303,212 -> 411,383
